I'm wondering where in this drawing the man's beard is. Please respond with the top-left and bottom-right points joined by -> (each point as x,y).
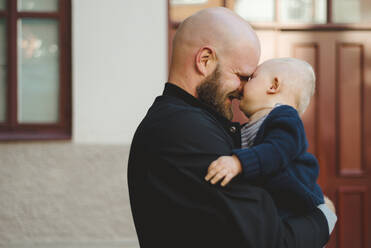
196,65 -> 236,120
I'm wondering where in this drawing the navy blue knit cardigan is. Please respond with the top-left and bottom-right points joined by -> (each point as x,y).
233,105 -> 324,217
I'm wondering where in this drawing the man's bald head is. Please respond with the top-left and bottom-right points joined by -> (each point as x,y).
168,7 -> 260,98
173,7 -> 258,56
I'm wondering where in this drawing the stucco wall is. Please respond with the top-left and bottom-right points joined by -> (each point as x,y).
0,143 -> 137,248
72,0 -> 167,144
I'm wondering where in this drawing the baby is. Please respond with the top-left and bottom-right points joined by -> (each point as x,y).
205,57 -> 324,217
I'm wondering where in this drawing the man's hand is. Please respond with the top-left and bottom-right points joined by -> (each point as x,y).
205,155 -> 242,187
324,195 -> 336,214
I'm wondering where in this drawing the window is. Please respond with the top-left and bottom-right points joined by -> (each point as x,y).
0,0 -> 71,140
169,0 -> 371,27
234,0 -> 275,22
333,0 -> 371,23
233,0 -> 328,24
232,0 -> 371,24
279,0 -> 327,24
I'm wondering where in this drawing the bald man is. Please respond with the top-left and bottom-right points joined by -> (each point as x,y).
128,7 -> 331,248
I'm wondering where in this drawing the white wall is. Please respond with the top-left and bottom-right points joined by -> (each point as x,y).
72,0 -> 167,144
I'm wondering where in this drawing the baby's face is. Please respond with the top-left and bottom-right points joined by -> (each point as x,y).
239,62 -> 274,116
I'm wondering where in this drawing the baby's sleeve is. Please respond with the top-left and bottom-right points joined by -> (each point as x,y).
232,106 -> 307,179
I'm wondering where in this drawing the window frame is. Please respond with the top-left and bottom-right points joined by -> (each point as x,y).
0,0 -> 71,141
169,0 -> 371,31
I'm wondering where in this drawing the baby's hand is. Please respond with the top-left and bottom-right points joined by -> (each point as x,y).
205,155 -> 242,187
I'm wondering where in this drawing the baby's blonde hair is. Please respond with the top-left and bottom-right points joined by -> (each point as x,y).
266,58 -> 316,114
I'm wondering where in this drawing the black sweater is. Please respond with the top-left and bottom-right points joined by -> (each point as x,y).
127,83 -> 329,248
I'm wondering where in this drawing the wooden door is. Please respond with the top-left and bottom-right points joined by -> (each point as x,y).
276,31 -> 371,248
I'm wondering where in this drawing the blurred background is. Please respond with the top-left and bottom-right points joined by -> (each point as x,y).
0,0 -> 370,247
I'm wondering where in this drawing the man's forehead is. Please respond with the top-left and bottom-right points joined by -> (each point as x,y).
235,52 -> 259,75
239,63 -> 257,76
221,46 -> 259,75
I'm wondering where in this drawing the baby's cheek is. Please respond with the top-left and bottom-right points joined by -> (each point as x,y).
242,87 -> 250,98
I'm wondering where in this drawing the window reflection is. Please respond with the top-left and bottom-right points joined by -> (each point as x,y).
18,0 -> 58,12
280,0 -> 326,23
0,0 -> 6,10
234,0 -> 275,22
333,0 -> 371,23
17,19 -> 60,123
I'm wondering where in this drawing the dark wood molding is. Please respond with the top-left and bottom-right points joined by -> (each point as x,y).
17,12 -> 59,18
0,131 -> 71,141
8,0 -> 17,128
171,20 -> 371,31
65,0 -> 72,137
327,0 -> 332,24
251,23 -> 371,31
59,0 -> 67,125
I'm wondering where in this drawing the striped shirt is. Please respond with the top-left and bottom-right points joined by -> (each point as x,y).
241,104 -> 283,148
241,116 -> 267,148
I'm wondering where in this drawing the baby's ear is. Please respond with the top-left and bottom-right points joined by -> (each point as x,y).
267,77 -> 280,94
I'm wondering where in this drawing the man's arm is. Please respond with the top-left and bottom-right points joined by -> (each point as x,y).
147,109 -> 329,248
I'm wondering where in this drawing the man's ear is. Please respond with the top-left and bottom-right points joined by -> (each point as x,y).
195,46 -> 217,76
267,77 -> 280,94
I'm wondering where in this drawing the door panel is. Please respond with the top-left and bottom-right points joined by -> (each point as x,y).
337,43 -> 363,175
292,43 -> 319,155
275,31 -> 371,248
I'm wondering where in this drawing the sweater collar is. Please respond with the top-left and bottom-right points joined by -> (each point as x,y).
163,82 -> 241,147
163,82 -> 201,109
164,82 -> 236,122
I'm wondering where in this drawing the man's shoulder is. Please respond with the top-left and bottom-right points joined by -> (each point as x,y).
146,95 -> 217,127
135,95 -> 231,146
